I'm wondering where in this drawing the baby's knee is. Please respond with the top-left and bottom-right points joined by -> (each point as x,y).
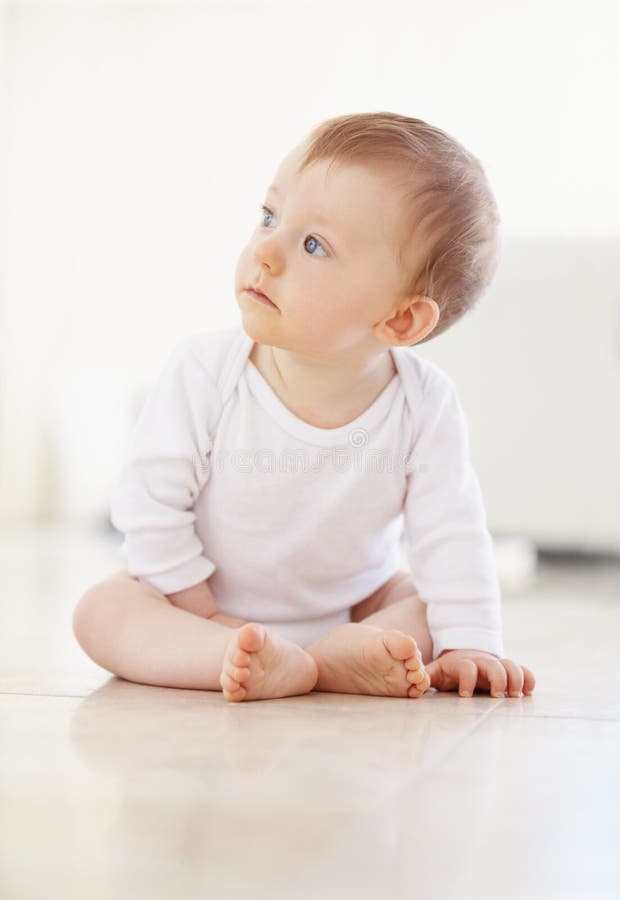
382,570 -> 420,604
72,571 -> 134,653
351,569 -> 419,622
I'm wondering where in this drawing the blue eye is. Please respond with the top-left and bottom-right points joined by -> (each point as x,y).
260,205 -> 275,228
259,205 -> 328,257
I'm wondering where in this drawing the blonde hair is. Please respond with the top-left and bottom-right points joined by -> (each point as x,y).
296,111 -> 501,344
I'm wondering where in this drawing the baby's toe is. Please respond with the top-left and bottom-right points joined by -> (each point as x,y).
236,623 -> 266,654
223,685 -> 247,702
230,647 -> 251,667
220,672 -> 246,700
224,661 -> 250,683
405,652 -> 423,671
220,671 -> 239,693
408,683 -> 426,698
408,668 -> 431,695
382,630 -> 417,662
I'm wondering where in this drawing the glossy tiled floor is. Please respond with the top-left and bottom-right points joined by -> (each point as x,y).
1,525 -> 619,900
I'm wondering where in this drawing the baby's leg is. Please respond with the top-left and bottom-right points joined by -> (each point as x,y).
350,571 -> 433,664
306,571 -> 433,699
73,571 -> 317,699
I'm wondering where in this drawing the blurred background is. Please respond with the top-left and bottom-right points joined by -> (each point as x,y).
1,0 -> 619,595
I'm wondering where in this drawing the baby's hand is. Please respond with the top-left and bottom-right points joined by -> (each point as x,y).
425,649 -> 536,698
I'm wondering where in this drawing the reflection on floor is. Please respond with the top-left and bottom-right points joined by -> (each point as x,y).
1,524 -> 619,900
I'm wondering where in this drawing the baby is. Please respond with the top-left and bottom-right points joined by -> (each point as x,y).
73,111 -> 536,703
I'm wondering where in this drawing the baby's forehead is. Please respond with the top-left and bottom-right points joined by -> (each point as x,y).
275,149 -> 407,217
269,146 -> 422,257
280,145 -> 396,190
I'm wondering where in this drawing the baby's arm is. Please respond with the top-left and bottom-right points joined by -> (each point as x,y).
110,337 -> 221,599
166,579 -> 248,628
402,368 -> 536,696
166,579 -> 219,618
404,370 -> 504,660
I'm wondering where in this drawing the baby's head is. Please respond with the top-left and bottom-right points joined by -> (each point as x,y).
236,111 -> 500,356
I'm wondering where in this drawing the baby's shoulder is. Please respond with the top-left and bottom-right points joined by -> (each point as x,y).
391,347 -> 457,407
168,325 -> 250,389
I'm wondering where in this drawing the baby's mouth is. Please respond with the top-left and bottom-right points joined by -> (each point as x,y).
245,287 -> 278,309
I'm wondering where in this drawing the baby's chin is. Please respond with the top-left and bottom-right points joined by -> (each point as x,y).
237,300 -> 282,342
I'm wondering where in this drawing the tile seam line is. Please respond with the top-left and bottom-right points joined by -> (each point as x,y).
377,700 -> 620,798
374,704 -> 502,803
0,691 -> 619,726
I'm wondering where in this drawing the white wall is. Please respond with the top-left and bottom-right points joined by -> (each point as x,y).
1,0 -> 619,540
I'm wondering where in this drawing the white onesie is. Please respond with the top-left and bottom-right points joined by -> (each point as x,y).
110,325 -> 504,656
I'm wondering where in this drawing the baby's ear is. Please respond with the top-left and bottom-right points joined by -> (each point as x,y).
376,296 -> 440,346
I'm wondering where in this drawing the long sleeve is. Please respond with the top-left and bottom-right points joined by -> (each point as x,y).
110,338 -> 222,595
403,370 -> 504,660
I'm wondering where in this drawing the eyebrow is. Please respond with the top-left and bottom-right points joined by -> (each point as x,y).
265,184 -> 343,246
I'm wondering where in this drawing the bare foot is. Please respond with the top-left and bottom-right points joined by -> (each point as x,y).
219,623 -> 319,702
307,622 -> 431,699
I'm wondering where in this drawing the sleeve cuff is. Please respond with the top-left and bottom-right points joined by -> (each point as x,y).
431,627 -> 505,660
131,555 -> 216,596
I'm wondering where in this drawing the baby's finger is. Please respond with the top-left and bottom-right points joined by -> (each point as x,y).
456,659 -> 478,697
500,659 -> 524,697
475,656 -> 508,697
521,665 -> 536,695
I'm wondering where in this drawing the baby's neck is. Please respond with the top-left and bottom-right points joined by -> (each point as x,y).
249,342 -> 396,429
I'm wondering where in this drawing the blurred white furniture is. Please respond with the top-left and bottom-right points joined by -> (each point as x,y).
415,237 -> 620,555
